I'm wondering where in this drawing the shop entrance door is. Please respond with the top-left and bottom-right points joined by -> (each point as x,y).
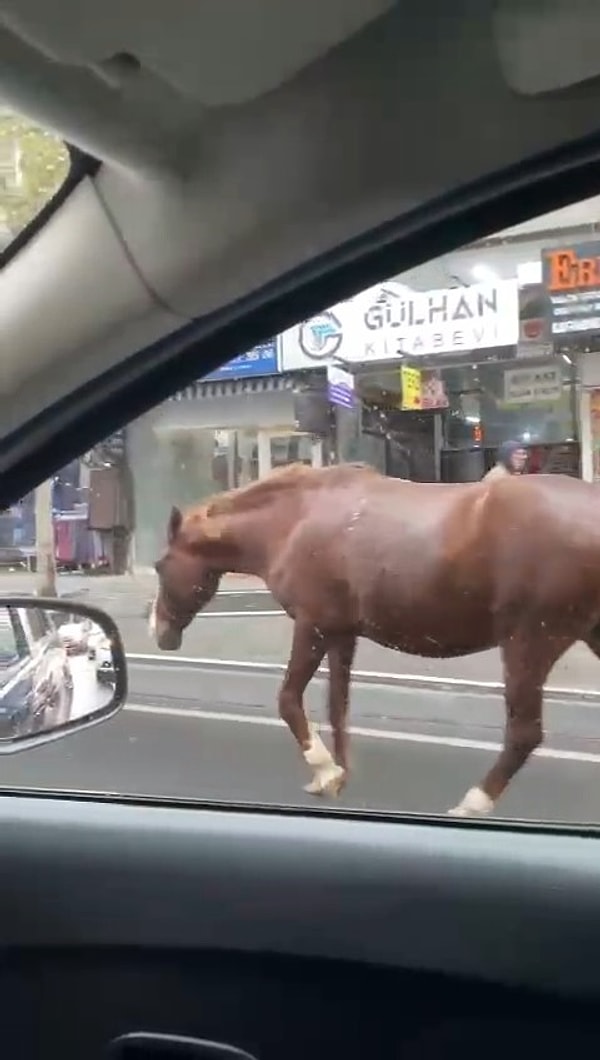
386,410 -> 442,482
257,430 -> 323,478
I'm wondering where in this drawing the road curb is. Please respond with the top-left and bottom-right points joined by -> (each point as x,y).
126,653 -> 600,704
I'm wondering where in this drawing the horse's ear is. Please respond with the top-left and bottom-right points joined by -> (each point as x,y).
167,505 -> 183,544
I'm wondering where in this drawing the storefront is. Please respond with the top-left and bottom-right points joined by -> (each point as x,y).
281,277 -> 581,481
127,340 -> 329,567
0,452 -> 126,571
539,238 -> 600,482
129,256 -> 588,570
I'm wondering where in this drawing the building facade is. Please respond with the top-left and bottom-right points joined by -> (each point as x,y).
126,197 -> 600,570
127,339 -> 325,568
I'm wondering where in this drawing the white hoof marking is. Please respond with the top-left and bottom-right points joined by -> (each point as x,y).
148,598 -> 157,638
303,729 -> 346,797
447,786 -> 494,818
303,765 -> 346,797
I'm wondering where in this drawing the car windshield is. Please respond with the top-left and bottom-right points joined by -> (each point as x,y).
5,112 -> 600,824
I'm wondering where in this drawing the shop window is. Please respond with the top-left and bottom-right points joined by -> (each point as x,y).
441,358 -> 578,452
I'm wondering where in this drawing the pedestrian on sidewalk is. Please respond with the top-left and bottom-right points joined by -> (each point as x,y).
484,440 -> 528,482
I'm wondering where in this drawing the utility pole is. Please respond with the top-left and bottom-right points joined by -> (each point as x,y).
35,478 -> 56,596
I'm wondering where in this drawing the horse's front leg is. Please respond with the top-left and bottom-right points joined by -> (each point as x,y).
448,633 -> 571,817
323,634 -> 356,793
278,619 -> 344,797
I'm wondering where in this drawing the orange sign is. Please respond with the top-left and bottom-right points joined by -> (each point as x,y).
545,247 -> 600,291
542,241 -> 600,338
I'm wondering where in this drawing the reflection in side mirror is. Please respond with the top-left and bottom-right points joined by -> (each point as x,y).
0,597 -> 127,752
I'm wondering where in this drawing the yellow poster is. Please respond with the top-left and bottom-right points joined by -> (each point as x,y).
400,365 -> 422,410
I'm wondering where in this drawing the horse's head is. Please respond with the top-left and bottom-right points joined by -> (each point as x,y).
151,504 -> 222,651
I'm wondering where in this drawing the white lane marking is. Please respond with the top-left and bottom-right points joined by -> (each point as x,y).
195,610 -> 283,619
217,590 -> 270,596
126,654 -> 599,700
124,703 -> 600,764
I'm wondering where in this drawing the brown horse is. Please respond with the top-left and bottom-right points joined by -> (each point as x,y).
150,462 -> 600,816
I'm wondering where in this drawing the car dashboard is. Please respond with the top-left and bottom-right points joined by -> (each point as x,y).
0,793 -> 598,1060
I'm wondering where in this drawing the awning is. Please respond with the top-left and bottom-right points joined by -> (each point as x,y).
170,375 -> 295,402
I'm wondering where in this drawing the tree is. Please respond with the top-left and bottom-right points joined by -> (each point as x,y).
0,109 -> 69,243
1,110 -> 68,591
35,479 -> 56,597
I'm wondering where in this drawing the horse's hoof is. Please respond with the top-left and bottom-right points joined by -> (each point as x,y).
447,787 -> 495,818
304,766 -> 346,798
447,804 -> 470,817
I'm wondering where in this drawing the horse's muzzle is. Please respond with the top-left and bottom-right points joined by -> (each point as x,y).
156,625 -> 183,651
149,598 -> 183,651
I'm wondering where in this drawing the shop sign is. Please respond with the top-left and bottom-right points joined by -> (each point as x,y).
326,365 -> 355,409
503,365 -> 562,405
360,280 -> 518,357
280,281 -> 519,370
542,241 -> 600,336
204,338 -> 279,381
299,312 -> 344,360
398,367 -> 448,412
400,365 -> 422,410
420,369 -> 448,409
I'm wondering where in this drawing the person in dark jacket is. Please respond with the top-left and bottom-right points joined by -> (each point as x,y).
484,440 -> 527,481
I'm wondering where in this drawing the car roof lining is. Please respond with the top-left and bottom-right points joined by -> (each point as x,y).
0,0 -> 395,174
0,0 -> 396,106
3,0 -> 599,169
5,3 -> 600,422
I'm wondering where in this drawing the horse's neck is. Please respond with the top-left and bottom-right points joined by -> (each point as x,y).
220,494 -> 297,577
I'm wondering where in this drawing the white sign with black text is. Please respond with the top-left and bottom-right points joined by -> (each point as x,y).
503,365 -> 563,405
280,280 -> 519,370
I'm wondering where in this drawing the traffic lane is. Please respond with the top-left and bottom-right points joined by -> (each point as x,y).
115,613 -> 599,693
79,588 -> 278,624
126,661 -> 600,754
0,706 -> 599,823
204,590 -> 277,614
68,655 -> 113,721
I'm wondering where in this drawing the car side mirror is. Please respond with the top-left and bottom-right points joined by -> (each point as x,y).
0,596 -> 127,751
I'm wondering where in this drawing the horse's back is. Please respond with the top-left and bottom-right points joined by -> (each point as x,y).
271,470 -> 600,653
269,473 -> 489,644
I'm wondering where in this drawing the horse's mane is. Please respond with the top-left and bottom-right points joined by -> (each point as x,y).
186,461 -> 378,524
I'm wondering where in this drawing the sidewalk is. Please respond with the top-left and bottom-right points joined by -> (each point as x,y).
0,570 -> 598,693
0,569 -> 263,615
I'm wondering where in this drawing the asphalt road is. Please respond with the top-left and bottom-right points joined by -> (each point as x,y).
0,660 -> 599,824
125,660 -> 600,752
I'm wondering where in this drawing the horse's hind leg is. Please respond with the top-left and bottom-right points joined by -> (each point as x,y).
584,627 -> 600,662
448,634 -> 572,818
325,634 -> 357,789
278,619 -> 345,797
